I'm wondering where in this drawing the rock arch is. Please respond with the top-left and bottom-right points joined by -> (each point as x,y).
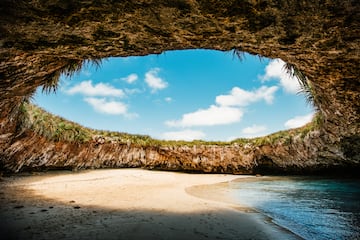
0,0 -> 359,173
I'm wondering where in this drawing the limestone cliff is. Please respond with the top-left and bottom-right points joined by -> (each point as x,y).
0,0 -> 359,174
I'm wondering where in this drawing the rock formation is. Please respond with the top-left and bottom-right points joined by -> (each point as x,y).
0,0 -> 359,174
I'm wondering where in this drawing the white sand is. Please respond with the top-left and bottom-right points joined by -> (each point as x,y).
0,169 -> 300,240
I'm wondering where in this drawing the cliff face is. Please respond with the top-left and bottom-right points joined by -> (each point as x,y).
2,128 -> 355,175
0,0 -> 359,173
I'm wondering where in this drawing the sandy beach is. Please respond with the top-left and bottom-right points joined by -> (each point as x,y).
0,169 -> 300,240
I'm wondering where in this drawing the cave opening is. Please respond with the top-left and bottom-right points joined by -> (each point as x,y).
0,0 -> 358,174
31,49 -> 314,142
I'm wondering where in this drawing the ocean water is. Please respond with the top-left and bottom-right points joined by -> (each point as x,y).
228,177 -> 360,240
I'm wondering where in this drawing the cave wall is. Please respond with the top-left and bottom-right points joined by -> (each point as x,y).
0,0 -> 359,173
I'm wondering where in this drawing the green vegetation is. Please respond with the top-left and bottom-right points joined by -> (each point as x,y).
20,103 -> 322,148
41,58 -> 102,94
20,103 -> 228,146
20,103 -> 93,143
283,62 -> 318,110
239,121 -> 315,146
24,57 -> 322,148
231,48 -> 264,62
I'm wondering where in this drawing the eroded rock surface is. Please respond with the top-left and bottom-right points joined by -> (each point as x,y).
0,0 -> 359,173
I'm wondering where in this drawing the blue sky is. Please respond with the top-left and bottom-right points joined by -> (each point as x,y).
34,50 -> 314,141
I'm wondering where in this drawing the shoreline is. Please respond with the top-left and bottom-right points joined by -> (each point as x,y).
185,177 -> 303,239
0,169 -> 301,240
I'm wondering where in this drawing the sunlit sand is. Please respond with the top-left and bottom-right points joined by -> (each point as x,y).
0,169 -> 300,239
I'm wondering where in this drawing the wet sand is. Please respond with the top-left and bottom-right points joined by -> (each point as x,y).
0,169 -> 300,240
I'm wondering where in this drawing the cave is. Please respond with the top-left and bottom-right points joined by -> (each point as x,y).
0,0 -> 359,174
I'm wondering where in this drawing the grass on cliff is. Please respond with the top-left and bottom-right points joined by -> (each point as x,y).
20,103 -> 93,143
41,58 -> 102,94
19,102 -> 322,148
19,103 -> 230,146
23,56 -> 322,147
283,62 -> 320,110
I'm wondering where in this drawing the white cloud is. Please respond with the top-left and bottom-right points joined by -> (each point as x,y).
67,80 -> 125,97
261,59 -> 300,94
145,68 -> 168,92
242,125 -> 267,135
165,97 -> 172,103
216,86 -> 278,107
84,97 -> 128,115
164,85 -> 278,128
284,113 -> 314,129
160,129 -> 206,141
121,73 -> 138,84
165,105 -> 243,127
124,88 -> 142,95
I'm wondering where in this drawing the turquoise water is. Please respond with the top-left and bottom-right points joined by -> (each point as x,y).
228,177 -> 360,240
